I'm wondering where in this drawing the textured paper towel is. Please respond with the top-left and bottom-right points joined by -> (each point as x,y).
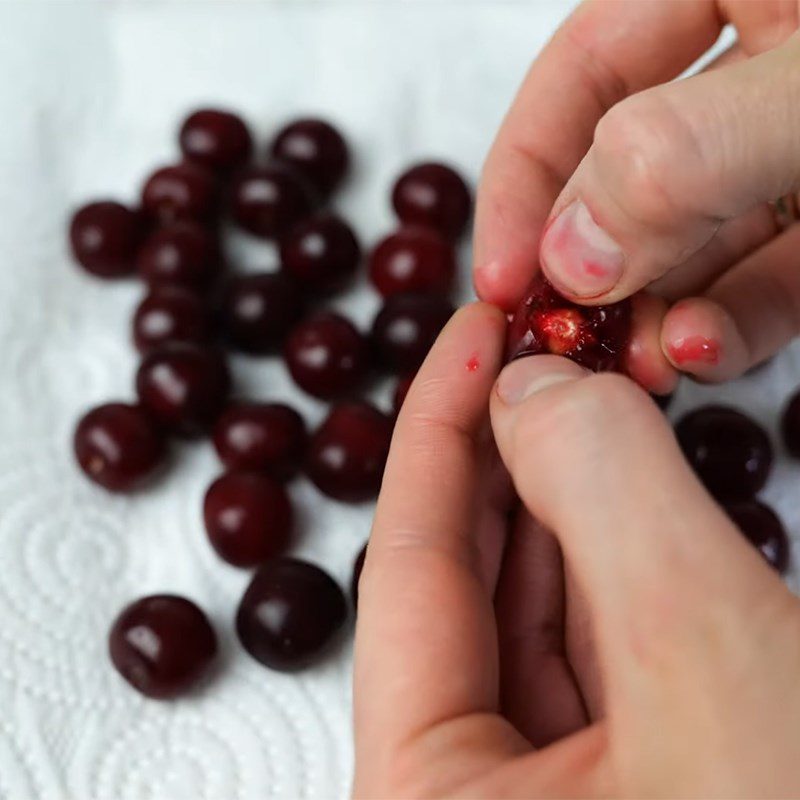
0,3 -> 797,799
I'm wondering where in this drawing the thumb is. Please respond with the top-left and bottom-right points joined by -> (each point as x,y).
538,34 -> 800,302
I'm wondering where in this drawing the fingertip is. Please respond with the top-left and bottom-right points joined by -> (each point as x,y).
625,292 -> 679,394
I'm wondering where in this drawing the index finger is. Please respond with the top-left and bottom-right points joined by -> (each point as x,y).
353,303 -> 507,769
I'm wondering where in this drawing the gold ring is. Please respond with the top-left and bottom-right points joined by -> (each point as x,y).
771,193 -> 800,230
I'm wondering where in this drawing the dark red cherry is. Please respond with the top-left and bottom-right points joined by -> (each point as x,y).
179,108 -> 252,172
69,201 -> 146,278
236,558 -> 347,671
280,213 -> 360,294
391,162 -> 471,239
218,273 -> 304,354
74,403 -> 166,492
141,162 -> 217,224
393,374 -> 415,415
675,406 -> 773,502
284,312 -> 368,399
213,402 -> 307,480
652,392 -> 674,411
109,595 -> 217,699
351,545 -> 366,609
306,402 -> 393,502
135,343 -> 231,437
782,389 -> 800,458
725,501 -> 790,574
133,287 -> 211,354
507,273 -> 632,372
270,118 -> 349,197
371,293 -> 454,373
136,222 -> 218,292
368,226 -> 456,297
203,472 -> 293,568
230,164 -> 315,239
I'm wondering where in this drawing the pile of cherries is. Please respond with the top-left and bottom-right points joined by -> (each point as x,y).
69,109 -> 470,699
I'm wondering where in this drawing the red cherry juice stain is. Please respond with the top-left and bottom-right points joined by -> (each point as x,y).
668,336 -> 721,366
466,354 -> 480,372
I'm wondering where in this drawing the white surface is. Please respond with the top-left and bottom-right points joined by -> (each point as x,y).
0,3 -> 797,800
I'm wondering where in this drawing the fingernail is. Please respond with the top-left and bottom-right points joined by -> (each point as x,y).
496,356 -> 585,404
540,199 -> 624,297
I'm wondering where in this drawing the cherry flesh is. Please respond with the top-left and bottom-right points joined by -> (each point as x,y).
213,402 -> 307,480
179,108 -> 252,172
109,594 -> 217,699
141,162 -> 217,225
133,287 -> 211,354
136,222 -> 218,292
725,501 -> 790,574
284,312 -> 368,399
391,162 -> 471,239
74,403 -> 166,492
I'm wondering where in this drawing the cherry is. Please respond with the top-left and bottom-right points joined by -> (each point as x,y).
284,312 -> 369,399
136,222 -> 218,292
69,201 -> 146,278
507,273 -> 632,371
653,392 -> 674,411
391,162 -> 471,239
675,406 -> 773,502
141,162 -> 217,224
133,287 -> 211,354
368,226 -> 456,297
135,343 -> 231,437
306,402 -> 393,502
179,108 -> 252,172
782,389 -> 800,458
203,471 -> 293,568
270,118 -> 349,197
236,557 -> 347,671
109,595 -> 217,699
218,273 -> 304,354
371,293 -> 454,373
393,374 -> 415,415
351,545 -> 366,609
230,163 -> 315,239
74,403 -> 166,492
280,213 -> 361,294
725,501 -> 790,574
213,402 -> 307,480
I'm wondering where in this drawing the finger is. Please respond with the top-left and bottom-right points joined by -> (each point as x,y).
354,302 -> 508,770
623,292 -> 677,395
489,355 -> 790,711
661,222 -> 800,380
539,36 -> 800,303
473,0 -> 724,310
495,510 -> 588,748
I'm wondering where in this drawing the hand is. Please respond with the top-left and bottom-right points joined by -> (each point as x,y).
352,304 -> 800,798
474,0 -> 800,389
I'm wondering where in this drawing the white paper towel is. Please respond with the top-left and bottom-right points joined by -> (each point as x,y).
0,3 -> 797,799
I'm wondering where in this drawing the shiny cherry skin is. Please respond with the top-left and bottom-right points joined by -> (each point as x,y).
141,162 -> 217,225
371,293 -> 454,373
782,389 -> 800,458
213,402 -> 307,480
74,403 -> 166,492
218,273 -> 304,354
280,213 -> 361,294
109,594 -> 217,699
136,222 -> 218,292
284,312 -> 369,399
270,118 -> 349,197
393,374 -> 415,415
133,287 -> 211,354
69,201 -> 146,278
675,406 -> 773,502
725,501 -> 790,574
351,545 -> 366,609
230,164 -> 315,239
391,162 -> 471,239
203,471 -> 293,568
236,557 -> 347,671
306,402 -> 393,502
135,343 -> 231,438
368,226 -> 456,297
507,273 -> 632,371
179,108 -> 252,172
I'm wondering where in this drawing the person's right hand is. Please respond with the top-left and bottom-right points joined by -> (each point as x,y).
474,0 -> 800,391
